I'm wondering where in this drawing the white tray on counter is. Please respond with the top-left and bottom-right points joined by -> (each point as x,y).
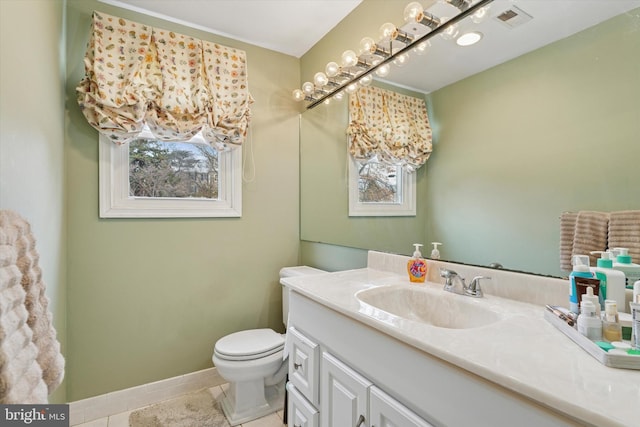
544,310 -> 640,370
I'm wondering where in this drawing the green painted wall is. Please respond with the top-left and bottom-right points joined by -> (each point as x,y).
0,0 -> 67,403
65,1 -> 301,400
425,10 -> 640,276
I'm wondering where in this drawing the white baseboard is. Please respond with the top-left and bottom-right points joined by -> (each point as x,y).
68,367 -> 225,425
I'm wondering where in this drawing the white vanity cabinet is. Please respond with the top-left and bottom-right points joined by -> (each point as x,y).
288,327 -> 320,406
369,386 -> 433,427
286,287 -> 584,427
321,352 -> 371,427
286,326 -> 433,427
287,382 -> 319,427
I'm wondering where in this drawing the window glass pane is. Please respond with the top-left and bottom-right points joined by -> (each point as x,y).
357,161 -> 402,204
129,138 -> 219,199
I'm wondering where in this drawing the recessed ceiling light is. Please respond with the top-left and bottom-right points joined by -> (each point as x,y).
456,31 -> 483,47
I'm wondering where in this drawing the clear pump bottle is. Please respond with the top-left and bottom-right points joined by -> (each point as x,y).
577,300 -> 602,341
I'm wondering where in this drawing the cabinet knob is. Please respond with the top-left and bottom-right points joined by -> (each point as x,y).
356,414 -> 366,427
294,362 -> 302,370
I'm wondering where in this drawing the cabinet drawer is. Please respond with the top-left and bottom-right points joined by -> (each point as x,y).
287,382 -> 319,427
288,326 -> 320,405
370,386 -> 434,427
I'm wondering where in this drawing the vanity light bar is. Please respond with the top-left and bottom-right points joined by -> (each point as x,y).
296,0 -> 494,109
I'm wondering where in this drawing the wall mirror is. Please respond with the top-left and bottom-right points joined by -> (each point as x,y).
300,0 -> 640,277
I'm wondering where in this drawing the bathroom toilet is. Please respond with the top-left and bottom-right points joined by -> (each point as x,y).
212,266 -> 326,426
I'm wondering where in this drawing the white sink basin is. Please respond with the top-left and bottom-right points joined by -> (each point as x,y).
356,284 -> 503,329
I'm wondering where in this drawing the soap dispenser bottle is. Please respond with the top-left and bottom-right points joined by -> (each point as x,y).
570,255 -> 594,314
590,251 -> 626,313
407,243 -> 427,283
430,242 -> 442,260
611,247 -> 640,289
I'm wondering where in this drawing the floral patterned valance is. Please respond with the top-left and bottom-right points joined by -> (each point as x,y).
347,86 -> 432,171
76,11 -> 253,149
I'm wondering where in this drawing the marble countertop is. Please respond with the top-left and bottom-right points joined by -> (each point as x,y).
282,266 -> 640,427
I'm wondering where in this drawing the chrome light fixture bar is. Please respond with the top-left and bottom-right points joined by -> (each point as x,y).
296,0 -> 493,110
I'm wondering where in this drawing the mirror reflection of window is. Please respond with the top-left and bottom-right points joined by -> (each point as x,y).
357,159 -> 402,205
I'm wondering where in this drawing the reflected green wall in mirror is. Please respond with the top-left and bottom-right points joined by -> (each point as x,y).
300,8 -> 640,277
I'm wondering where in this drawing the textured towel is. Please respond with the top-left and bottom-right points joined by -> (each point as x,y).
0,231 -> 48,403
560,212 -> 578,271
572,211 -> 609,268
608,210 -> 640,263
0,210 -> 64,403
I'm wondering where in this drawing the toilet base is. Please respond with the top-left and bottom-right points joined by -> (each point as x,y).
218,379 -> 285,426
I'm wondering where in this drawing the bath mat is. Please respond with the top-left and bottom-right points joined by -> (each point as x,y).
129,389 -> 230,427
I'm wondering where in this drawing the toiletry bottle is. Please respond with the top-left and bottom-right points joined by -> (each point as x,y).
569,255 -> 594,314
590,251 -> 626,312
577,300 -> 602,341
581,286 -> 600,318
602,300 -> 622,342
430,242 -> 442,260
634,280 -> 640,305
630,301 -> 640,350
611,247 -> 640,289
407,243 -> 427,283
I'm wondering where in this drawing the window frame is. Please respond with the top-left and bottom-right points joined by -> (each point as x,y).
347,153 -> 416,217
98,130 -> 242,218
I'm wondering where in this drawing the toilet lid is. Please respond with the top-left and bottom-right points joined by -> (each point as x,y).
215,328 -> 284,361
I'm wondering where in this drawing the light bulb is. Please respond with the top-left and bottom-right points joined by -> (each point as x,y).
403,2 -> 424,23
325,62 -> 340,78
359,75 -> 373,86
393,53 -> 409,67
345,83 -> 358,94
379,22 -> 397,41
292,89 -> 305,102
471,6 -> 490,24
302,81 -> 314,95
314,72 -> 328,87
359,37 -> 376,55
341,50 -> 358,68
439,18 -> 459,40
413,40 -> 430,55
375,64 -> 391,77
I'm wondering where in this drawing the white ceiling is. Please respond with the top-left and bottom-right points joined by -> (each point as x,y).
98,0 -> 640,93
97,0 -> 363,58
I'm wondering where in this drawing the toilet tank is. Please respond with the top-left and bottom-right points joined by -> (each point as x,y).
280,266 -> 326,327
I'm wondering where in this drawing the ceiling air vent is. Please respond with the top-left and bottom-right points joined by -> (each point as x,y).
494,5 -> 533,29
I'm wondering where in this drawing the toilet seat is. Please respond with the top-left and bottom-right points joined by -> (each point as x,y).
214,328 -> 284,361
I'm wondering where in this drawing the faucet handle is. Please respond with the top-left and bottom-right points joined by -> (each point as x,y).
466,276 -> 491,298
439,268 -> 458,279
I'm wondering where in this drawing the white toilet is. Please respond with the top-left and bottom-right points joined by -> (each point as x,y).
212,266 -> 325,426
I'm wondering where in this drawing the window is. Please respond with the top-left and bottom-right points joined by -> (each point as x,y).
348,154 -> 416,217
99,128 -> 241,218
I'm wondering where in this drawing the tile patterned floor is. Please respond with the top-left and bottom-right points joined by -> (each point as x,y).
72,384 -> 285,427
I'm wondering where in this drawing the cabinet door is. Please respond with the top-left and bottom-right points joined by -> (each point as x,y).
369,386 -> 434,427
321,352 -> 372,427
287,382 -> 319,427
288,327 -> 320,406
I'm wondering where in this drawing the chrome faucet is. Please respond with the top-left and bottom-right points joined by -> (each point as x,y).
439,268 -> 490,298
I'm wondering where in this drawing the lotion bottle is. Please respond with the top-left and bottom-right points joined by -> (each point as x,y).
590,251 -> 626,312
581,286 -> 600,318
602,300 -> 622,342
570,255 -> 594,314
430,242 -> 442,260
577,300 -> 602,341
611,247 -> 640,289
407,243 -> 427,283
